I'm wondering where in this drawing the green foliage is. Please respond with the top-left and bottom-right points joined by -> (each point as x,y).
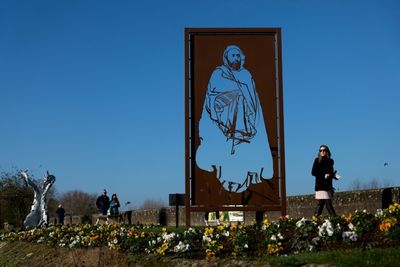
264,248 -> 400,267
1,203 -> 400,259
350,210 -> 379,237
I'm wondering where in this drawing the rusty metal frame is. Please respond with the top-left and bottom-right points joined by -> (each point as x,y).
185,28 -> 286,226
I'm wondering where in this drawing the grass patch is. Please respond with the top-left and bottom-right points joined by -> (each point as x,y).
0,242 -> 130,267
262,247 -> 400,267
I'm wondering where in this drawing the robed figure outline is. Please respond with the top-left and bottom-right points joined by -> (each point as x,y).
196,45 -> 273,193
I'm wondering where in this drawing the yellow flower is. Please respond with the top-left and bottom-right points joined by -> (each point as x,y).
217,224 -> 225,231
156,242 -> 169,255
162,227 -> 167,232
204,227 -> 214,236
311,215 -> 318,222
389,203 -> 400,213
263,218 -> 270,227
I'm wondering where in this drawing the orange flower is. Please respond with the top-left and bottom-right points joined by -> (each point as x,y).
267,243 -> 283,255
342,214 -> 352,223
379,218 -> 397,232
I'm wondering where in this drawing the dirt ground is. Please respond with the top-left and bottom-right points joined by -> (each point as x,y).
0,242 -> 273,267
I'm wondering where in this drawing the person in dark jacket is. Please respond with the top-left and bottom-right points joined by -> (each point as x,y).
55,204 -> 65,225
96,189 -> 110,216
109,193 -> 120,217
311,145 -> 338,216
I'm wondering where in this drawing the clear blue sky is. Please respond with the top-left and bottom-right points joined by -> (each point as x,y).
1,0 -> 399,208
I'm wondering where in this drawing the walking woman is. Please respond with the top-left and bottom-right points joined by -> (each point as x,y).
312,145 -> 337,216
109,194 -> 120,217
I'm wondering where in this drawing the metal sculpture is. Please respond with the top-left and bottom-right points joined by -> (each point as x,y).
21,171 -> 56,228
185,28 -> 287,226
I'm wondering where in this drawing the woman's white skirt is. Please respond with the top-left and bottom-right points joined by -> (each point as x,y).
315,190 -> 332,200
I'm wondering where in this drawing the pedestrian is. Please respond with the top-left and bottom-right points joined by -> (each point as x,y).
55,204 -> 65,225
311,145 -> 338,216
109,193 -> 120,217
96,189 -> 110,216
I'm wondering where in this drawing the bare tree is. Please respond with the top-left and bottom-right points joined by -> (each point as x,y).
58,190 -> 97,217
139,198 -> 166,210
350,178 -> 362,190
348,177 -> 394,191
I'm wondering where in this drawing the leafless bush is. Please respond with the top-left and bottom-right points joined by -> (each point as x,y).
58,190 -> 97,216
138,198 -> 166,210
349,178 -> 394,190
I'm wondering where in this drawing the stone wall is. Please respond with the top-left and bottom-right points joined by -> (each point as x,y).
286,187 -> 400,219
48,187 -> 400,227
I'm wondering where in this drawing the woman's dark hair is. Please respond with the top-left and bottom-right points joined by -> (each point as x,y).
317,144 -> 331,162
112,194 -> 117,199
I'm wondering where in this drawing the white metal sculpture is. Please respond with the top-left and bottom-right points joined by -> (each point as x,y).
21,171 -> 56,228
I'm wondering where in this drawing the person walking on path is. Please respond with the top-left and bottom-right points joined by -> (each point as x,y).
55,204 -> 65,225
311,145 -> 338,216
109,193 -> 120,217
96,189 -> 110,216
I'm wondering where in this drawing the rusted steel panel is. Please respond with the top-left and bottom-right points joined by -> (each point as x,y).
185,29 -> 286,224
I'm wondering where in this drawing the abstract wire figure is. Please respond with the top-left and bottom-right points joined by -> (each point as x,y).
21,171 -> 56,228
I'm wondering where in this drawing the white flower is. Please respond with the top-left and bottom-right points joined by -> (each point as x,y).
348,223 -> 355,231
277,232 -> 284,240
222,230 -> 229,237
270,235 -> 277,241
296,217 -> 307,228
202,235 -> 212,243
174,241 -> 190,252
318,219 -> 334,237
311,237 -> 320,245
162,232 -> 176,242
342,231 -> 357,242
244,244 -> 248,249
375,209 -> 383,217
184,228 -> 196,236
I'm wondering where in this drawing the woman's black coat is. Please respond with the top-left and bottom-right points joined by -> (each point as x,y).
311,157 -> 334,191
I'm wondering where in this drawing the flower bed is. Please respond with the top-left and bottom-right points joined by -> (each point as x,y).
1,203 -> 399,258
